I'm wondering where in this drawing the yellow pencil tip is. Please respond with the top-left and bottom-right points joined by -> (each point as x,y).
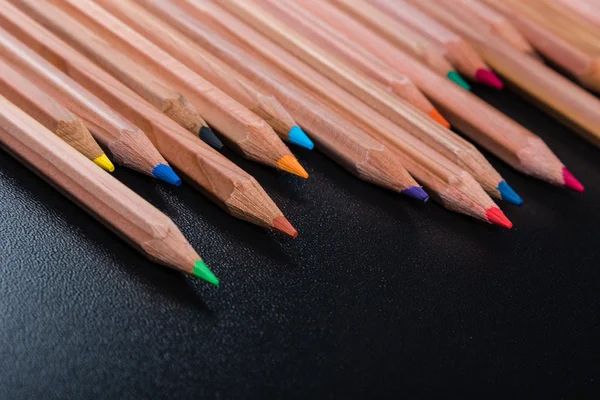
93,153 -> 115,172
277,154 -> 308,179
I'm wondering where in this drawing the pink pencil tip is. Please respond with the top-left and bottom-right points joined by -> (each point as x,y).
475,69 -> 504,89
562,167 -> 584,193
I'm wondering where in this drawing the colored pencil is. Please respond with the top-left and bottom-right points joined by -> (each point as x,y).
357,0 -> 502,88
0,26 -> 180,186
0,4 -> 297,236
208,0 -> 518,203
162,0 -> 513,226
549,0 -> 600,31
9,0 -> 222,151
411,0 -> 600,152
93,0 -> 313,151
0,57 -> 114,173
426,0 -> 536,56
0,94 -> 218,285
132,0 -> 428,200
481,0 -> 600,92
38,0 -> 307,179
254,0 -> 449,129
287,0 -> 581,192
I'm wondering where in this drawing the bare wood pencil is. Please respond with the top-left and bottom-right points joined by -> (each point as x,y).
9,0 -> 221,150
207,0 -> 514,202
550,0 -> 600,31
481,0 -> 600,92
0,4 -> 297,236
287,0 -> 581,191
0,24 -> 180,185
0,57 -> 114,172
155,0 -> 511,226
129,0 -> 426,199
92,0 -> 313,150
0,94 -> 218,285
254,0 -> 448,128
40,0 -> 307,178
412,0 -> 600,152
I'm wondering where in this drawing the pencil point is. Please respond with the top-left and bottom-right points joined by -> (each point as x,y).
199,126 -> 223,149
485,207 -> 513,229
193,260 -> 220,286
401,186 -> 429,202
271,216 -> 298,238
152,164 -> 182,186
562,167 -> 584,193
277,154 -> 309,178
288,126 -> 314,150
475,69 -> 504,89
497,181 -> 523,206
429,108 -> 451,129
447,71 -> 471,90
93,153 -> 115,172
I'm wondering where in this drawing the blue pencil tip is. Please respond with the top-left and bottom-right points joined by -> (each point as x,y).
497,181 -> 523,206
152,164 -> 182,187
288,126 -> 314,150
402,186 -> 429,202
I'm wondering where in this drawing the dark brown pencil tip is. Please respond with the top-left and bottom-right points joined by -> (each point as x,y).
271,216 -> 298,238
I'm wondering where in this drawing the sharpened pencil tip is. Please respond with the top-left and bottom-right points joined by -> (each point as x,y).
199,126 -> 223,149
475,69 -> 504,89
485,207 -> 513,229
429,108 -> 451,129
193,260 -> 220,286
447,71 -> 471,90
271,216 -> 298,238
401,186 -> 429,202
277,154 -> 309,178
152,164 -> 182,186
93,153 -> 115,172
288,126 -> 314,149
497,181 -> 523,206
562,167 -> 584,193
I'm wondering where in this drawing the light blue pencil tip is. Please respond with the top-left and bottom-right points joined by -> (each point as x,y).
152,164 -> 182,187
288,126 -> 314,150
497,181 -> 523,206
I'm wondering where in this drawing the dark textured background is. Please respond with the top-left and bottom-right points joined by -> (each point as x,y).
1,84 -> 599,399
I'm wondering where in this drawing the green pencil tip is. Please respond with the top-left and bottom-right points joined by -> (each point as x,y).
193,260 -> 220,286
447,71 -> 471,91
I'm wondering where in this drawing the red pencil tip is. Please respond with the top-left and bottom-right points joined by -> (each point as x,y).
562,167 -> 584,193
485,207 -> 513,229
475,69 -> 504,89
271,216 -> 298,238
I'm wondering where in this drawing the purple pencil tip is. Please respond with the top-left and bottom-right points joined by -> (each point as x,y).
402,186 -> 429,202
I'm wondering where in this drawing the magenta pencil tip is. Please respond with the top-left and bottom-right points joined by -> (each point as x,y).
475,69 -> 504,89
562,167 -> 584,193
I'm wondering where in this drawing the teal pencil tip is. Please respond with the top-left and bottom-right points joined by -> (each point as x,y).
193,260 -> 220,286
152,164 -> 182,186
497,181 -> 523,206
288,126 -> 314,150
447,71 -> 471,91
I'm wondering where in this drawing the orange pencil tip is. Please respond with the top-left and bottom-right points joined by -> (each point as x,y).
485,207 -> 513,229
271,216 -> 298,238
429,108 -> 451,129
277,154 -> 309,179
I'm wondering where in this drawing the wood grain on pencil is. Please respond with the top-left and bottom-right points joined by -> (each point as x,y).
0,3 -> 296,236
0,24 -> 179,185
412,0 -> 600,155
10,0 -> 211,142
134,0 -> 425,198
0,95 -> 218,285
44,0 -> 307,178
286,0 -> 580,192
92,0 -> 312,151
0,57 -> 114,172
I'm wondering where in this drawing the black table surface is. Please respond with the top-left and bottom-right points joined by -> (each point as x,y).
1,85 -> 599,399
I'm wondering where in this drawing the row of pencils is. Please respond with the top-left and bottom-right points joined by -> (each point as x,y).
0,0 -> 596,286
